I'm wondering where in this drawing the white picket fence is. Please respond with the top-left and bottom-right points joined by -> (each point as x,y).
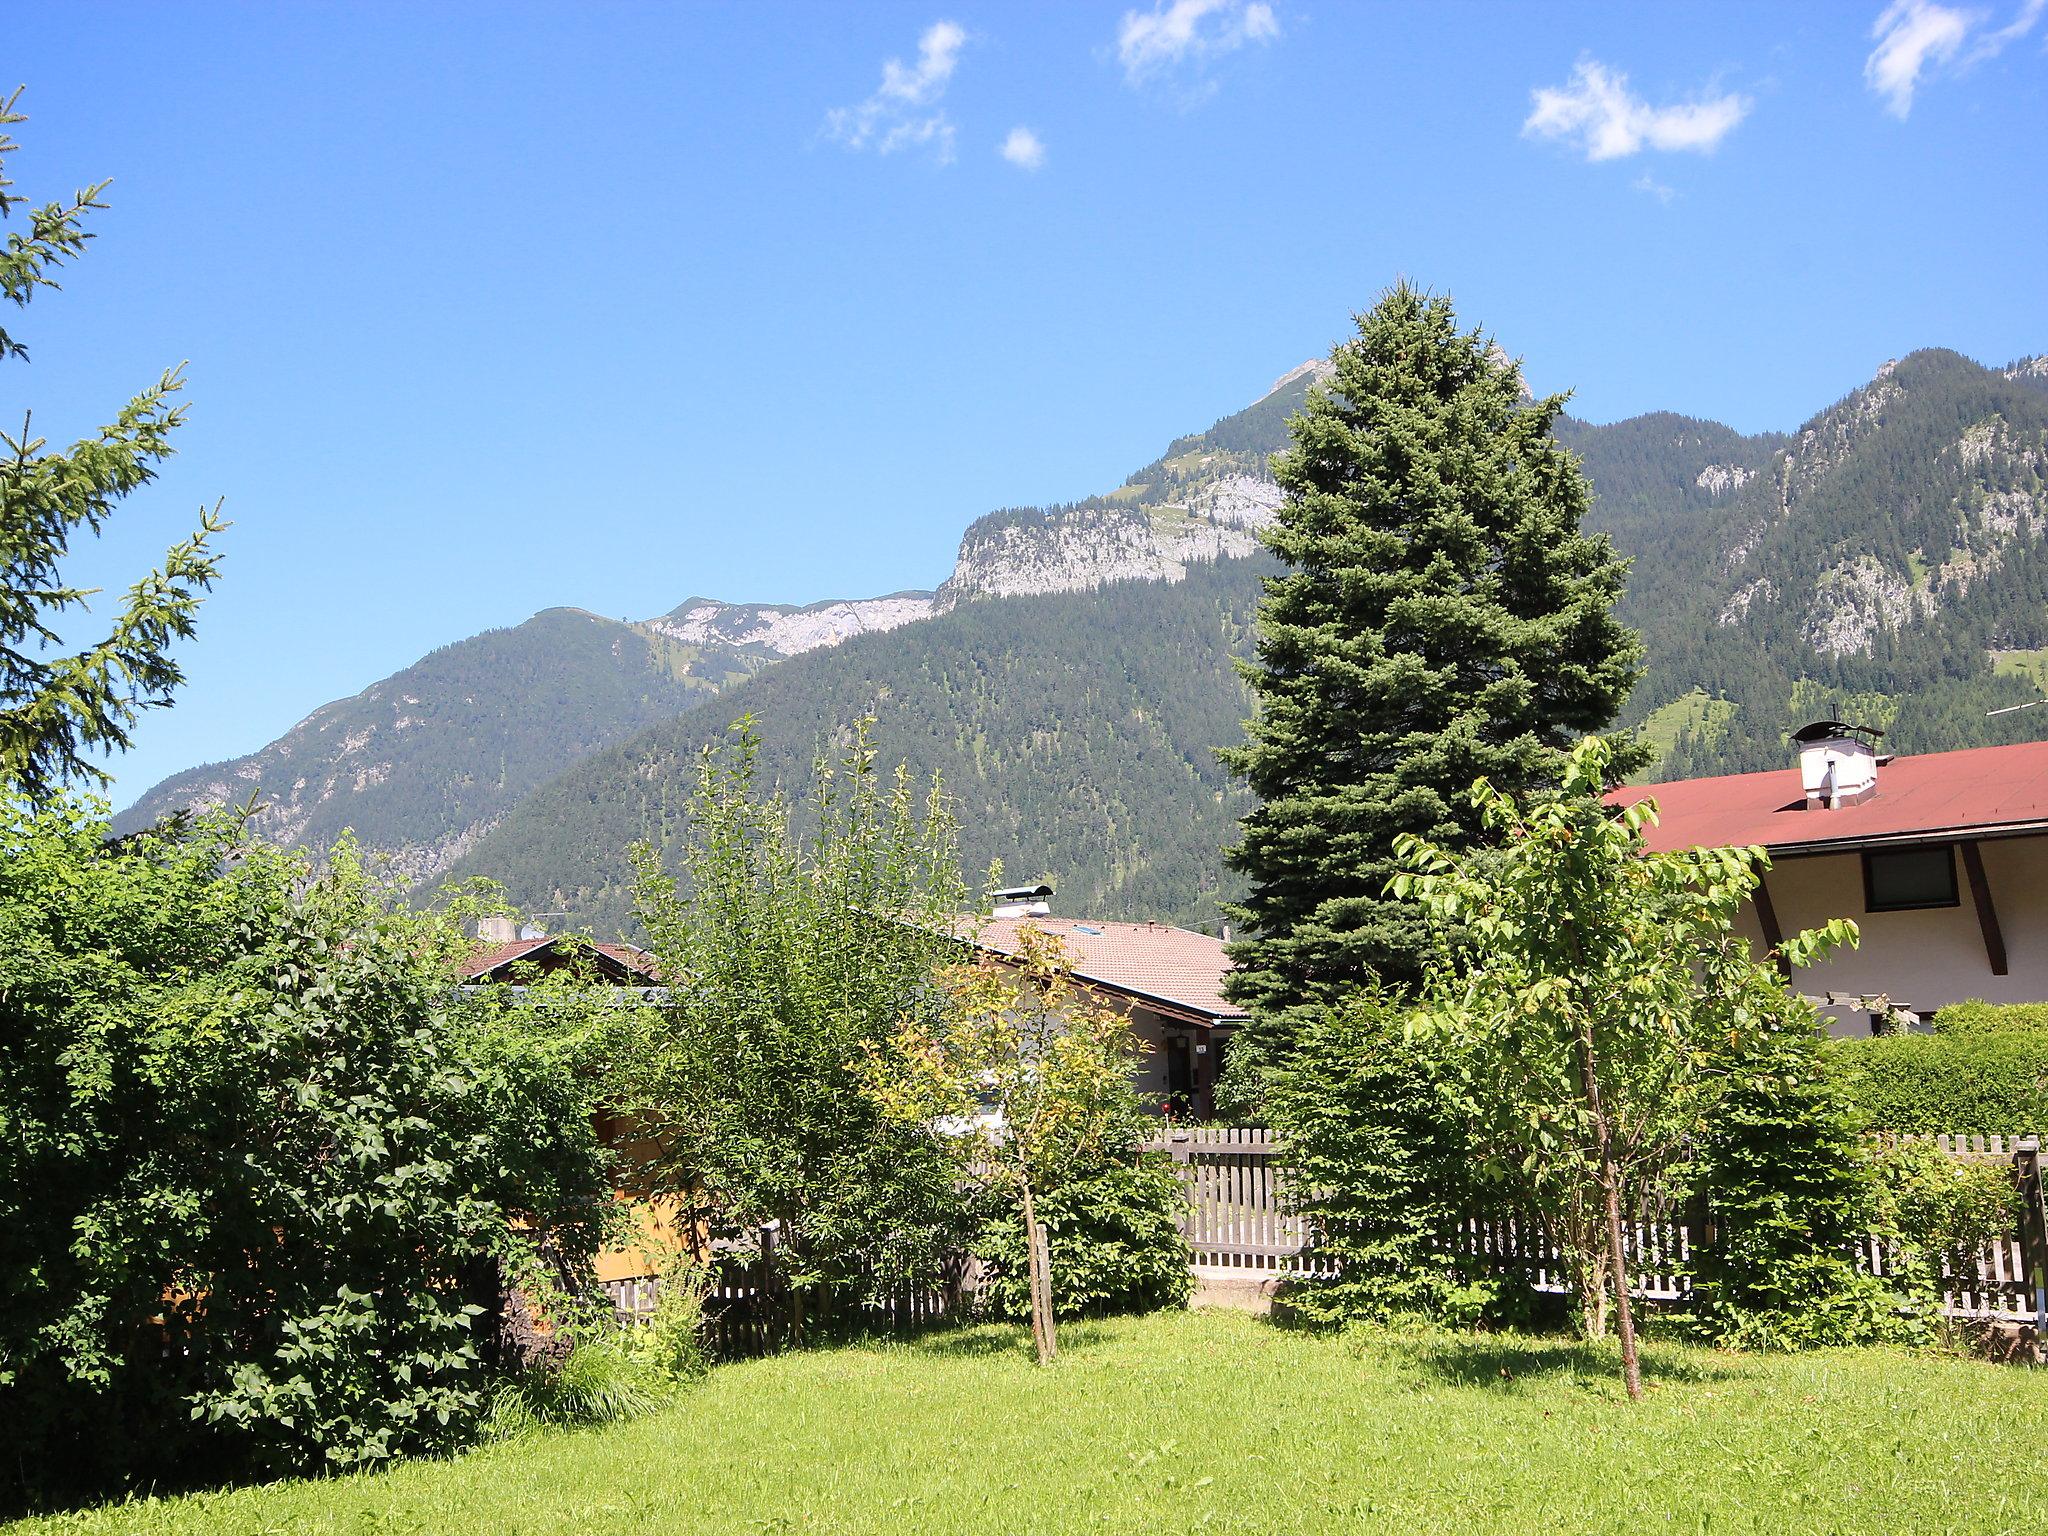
1145,1127 -> 2048,1325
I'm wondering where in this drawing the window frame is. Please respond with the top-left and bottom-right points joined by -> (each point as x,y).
1861,844 -> 1960,914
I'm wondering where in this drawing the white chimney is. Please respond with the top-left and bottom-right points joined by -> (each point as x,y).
476,915 -> 520,944
1792,721 -> 1883,809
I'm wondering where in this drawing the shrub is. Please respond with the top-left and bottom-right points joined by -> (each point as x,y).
1931,999 -> 2048,1036
1865,1138 -> 2018,1312
0,802 -> 616,1507
1262,997 -> 1477,1326
1690,1032 -> 1917,1349
971,1152 -> 1192,1321
623,1255 -> 713,1388
1825,1031 -> 2048,1133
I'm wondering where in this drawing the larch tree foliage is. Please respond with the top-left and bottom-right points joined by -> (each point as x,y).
1221,284 -> 1641,1068
0,89 -> 223,798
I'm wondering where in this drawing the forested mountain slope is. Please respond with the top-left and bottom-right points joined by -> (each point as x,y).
112,596 -> 930,881
1621,349 -> 2048,776
443,558 -> 1270,937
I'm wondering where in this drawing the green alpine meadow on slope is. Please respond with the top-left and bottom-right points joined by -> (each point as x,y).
17,1310 -> 2046,1536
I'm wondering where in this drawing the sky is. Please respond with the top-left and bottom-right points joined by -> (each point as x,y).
8,0 -> 2047,801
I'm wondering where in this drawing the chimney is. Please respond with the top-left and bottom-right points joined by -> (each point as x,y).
476,915 -> 520,945
990,882 -> 1054,919
1792,720 -> 1883,809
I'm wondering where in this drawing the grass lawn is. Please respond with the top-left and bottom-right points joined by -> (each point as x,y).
15,1309 -> 2047,1536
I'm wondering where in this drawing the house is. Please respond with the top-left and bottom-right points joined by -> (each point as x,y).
970,887 -> 1246,1120
457,919 -> 682,1305
457,916 -> 661,990
1608,724 -> 2048,1035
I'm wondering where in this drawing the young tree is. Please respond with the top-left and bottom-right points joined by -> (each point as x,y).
627,719 -> 971,1326
0,90 -> 224,798
1221,284 -> 1641,1082
864,926 -> 1164,1366
1392,736 -> 1854,1399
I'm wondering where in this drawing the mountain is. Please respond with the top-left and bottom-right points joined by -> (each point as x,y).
448,347 -> 2048,937
443,559 -> 1270,938
1619,348 -> 2048,777
115,366 -> 1331,873
113,594 -> 932,881
124,340 -> 2048,940
441,359 -> 1788,935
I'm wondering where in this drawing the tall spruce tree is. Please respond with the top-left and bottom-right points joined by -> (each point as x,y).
0,89 -> 223,798
1221,285 -> 1641,1054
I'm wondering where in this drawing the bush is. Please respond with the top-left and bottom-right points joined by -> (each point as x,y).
972,1152 -> 1192,1321
1690,1032 -> 1917,1349
0,802 -> 616,1507
1865,1138 -> 2018,1312
1825,1031 -> 2048,1133
1931,999 -> 2048,1036
622,1255 -> 713,1387
1262,998 -> 1478,1326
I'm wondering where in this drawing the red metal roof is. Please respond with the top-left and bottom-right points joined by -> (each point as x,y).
457,936 -> 658,981
1607,739 -> 2048,856
971,916 -> 1246,1024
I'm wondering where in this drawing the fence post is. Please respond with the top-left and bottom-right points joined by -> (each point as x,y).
1169,1130 -> 1194,1243
2014,1137 -> 2048,1338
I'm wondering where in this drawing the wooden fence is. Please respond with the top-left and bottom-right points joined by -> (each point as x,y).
600,1249 -> 969,1359
1147,1127 -> 2048,1327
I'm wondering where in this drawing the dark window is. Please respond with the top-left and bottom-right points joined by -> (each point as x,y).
1863,846 -> 1958,913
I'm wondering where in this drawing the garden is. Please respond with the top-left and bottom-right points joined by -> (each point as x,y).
4,158 -> 2045,1533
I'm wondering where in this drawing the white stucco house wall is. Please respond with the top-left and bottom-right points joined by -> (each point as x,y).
1610,725 -> 2048,1036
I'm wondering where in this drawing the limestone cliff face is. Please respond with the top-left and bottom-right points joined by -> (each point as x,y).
932,366 -> 1318,610
644,593 -> 935,655
933,493 -> 1277,610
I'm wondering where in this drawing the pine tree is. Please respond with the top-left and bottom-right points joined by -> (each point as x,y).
1221,284 -> 1641,1047
0,89 -> 223,798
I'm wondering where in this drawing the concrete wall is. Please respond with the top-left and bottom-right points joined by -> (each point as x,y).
1741,833 -> 2048,1035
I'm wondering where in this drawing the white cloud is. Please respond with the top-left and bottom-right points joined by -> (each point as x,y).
1117,0 -> 1280,86
825,20 -> 968,163
1865,0 -> 2044,118
998,126 -> 1046,171
1523,59 -> 1750,161
1633,173 -> 1676,204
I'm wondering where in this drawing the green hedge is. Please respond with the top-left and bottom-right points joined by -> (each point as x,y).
1931,999 -> 2048,1036
1825,1031 -> 2048,1134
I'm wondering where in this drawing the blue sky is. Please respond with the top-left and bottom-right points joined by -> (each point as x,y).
8,0 -> 2046,800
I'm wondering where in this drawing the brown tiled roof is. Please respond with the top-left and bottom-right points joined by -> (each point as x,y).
970,916 -> 1246,1024
457,937 -> 658,981
1606,739 -> 2048,856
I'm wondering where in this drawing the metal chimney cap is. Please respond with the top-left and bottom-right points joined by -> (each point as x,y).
1791,719 -> 1884,744
989,882 -> 1054,901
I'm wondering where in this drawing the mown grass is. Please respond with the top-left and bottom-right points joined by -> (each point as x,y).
15,1309 -> 2046,1535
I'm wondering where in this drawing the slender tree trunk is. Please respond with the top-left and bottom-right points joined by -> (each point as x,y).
1018,1173 -> 1056,1366
1576,1020 -> 1642,1400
